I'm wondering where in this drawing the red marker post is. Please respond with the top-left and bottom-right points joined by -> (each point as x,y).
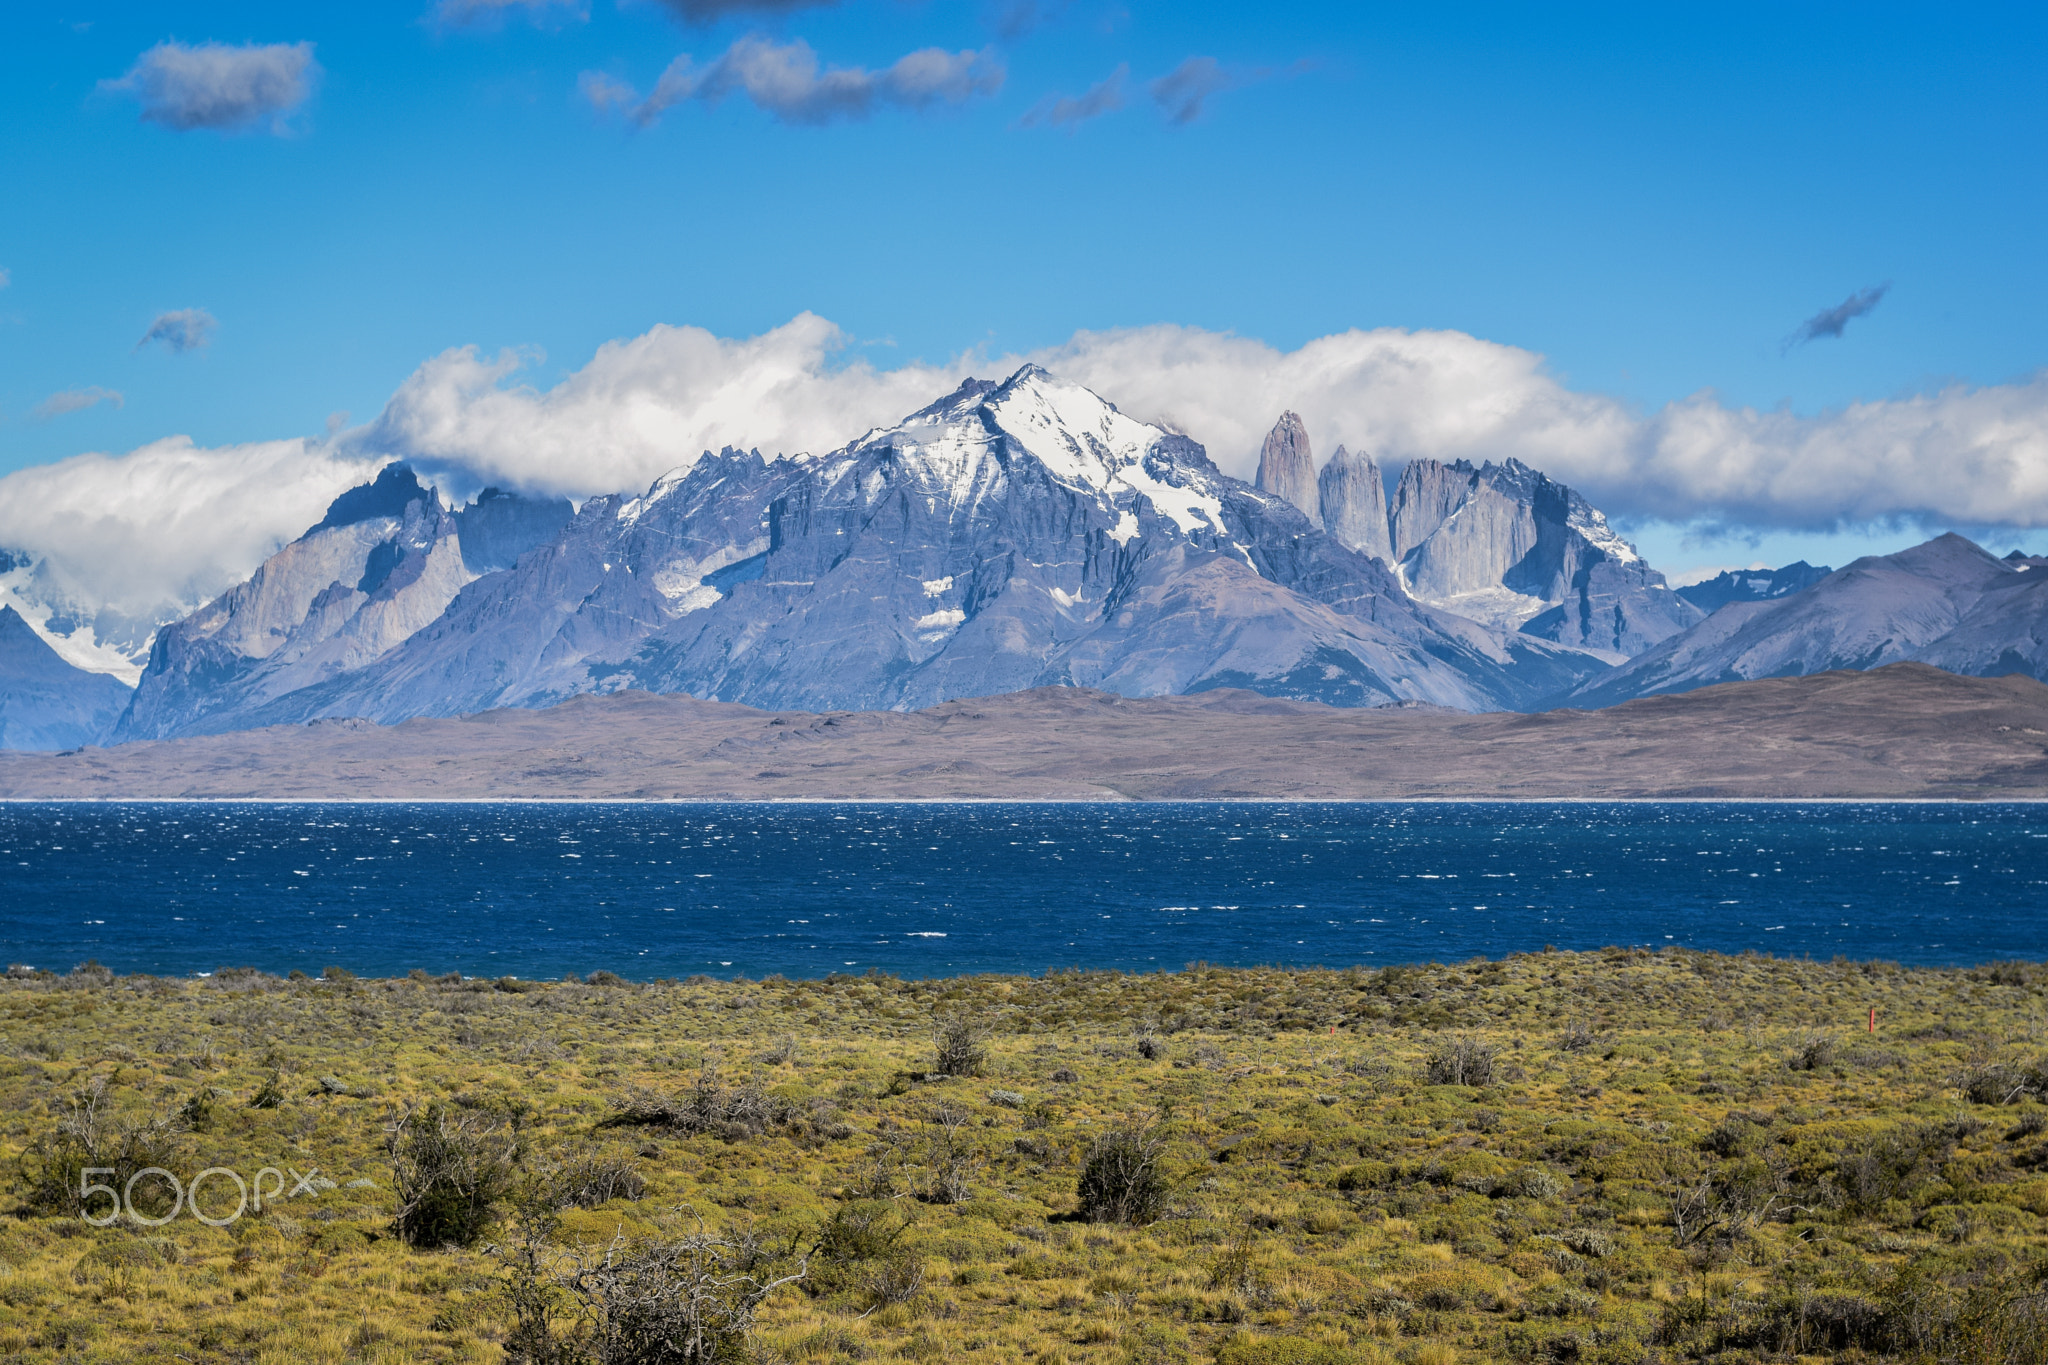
1869,1007 -> 1876,1034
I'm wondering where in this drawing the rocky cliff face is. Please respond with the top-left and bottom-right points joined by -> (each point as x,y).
112,368 -> 1608,736
1562,534 -> 2046,708
1316,446 -> 1392,563
0,605 -> 132,750
1254,412 -> 1320,522
1382,457 -> 1700,655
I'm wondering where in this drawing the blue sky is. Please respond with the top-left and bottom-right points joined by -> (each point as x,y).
3,1 -> 2047,580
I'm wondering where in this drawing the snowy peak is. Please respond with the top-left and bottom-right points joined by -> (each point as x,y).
982,365 -> 1163,486
840,364 -> 1227,540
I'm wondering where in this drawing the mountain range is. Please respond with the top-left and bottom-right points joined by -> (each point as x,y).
1566,534 -> 2048,708
112,366 -> 1610,740
0,364 -> 2043,751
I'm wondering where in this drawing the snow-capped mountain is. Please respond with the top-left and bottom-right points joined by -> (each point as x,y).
114,366 -> 1606,738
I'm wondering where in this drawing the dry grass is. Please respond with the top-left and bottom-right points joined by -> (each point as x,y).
0,949 -> 2043,1363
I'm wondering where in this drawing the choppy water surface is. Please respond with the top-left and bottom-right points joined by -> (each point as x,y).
2,802 -> 2043,979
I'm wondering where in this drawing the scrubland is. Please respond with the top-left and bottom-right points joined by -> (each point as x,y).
0,949 -> 2045,1364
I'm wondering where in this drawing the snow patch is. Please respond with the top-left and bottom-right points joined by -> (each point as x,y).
1048,586 -> 1082,608
922,576 -> 953,596
0,564 -> 150,683
1412,583 -> 1554,631
1567,503 -> 1640,564
913,608 -> 965,631
617,468 -> 690,527
663,584 -> 722,615
649,538 -> 767,616
1108,512 -> 1140,546
986,371 -> 1226,538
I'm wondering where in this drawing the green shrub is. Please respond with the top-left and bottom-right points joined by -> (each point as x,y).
387,1101 -> 516,1248
1214,1334 -> 1370,1365
1334,1161 -> 1392,1191
1078,1125 -> 1168,1224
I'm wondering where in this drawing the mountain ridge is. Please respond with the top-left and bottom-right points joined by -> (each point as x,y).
1564,533 -> 2040,707
0,604 -> 134,751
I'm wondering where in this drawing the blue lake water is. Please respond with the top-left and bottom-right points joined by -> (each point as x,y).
1,802 -> 2044,979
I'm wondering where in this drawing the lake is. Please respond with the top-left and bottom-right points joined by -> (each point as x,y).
2,801 -> 2043,979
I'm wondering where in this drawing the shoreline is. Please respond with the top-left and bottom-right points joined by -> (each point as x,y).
12,945 -> 2045,987
8,794 -> 2048,805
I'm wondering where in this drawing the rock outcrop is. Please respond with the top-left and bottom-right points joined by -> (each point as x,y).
1385,457 -> 1701,654
0,605 -> 132,750
1316,445 -> 1392,563
1254,412 -> 1320,522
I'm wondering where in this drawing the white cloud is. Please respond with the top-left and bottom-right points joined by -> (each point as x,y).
102,41 -> 319,134
1034,323 -> 1640,485
593,37 -> 1003,127
1149,56 -> 1230,124
1020,63 -> 1126,129
353,313 -> 961,496
430,0 -> 587,28
32,387 -> 124,421
0,267 -> 10,289
0,437 -> 384,626
139,308 -> 216,353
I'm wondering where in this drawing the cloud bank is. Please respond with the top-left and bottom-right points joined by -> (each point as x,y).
8,314 -> 2048,651
138,308 -> 217,353
103,41 -> 319,134
356,314 -> 2048,534
354,313 -> 958,495
0,438 -> 383,625
591,37 -> 1003,126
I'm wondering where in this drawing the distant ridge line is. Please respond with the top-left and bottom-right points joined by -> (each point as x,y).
4,662 -> 2046,802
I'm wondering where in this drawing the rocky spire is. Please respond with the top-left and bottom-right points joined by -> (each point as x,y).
1254,412 -> 1320,523
1316,445 -> 1392,563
